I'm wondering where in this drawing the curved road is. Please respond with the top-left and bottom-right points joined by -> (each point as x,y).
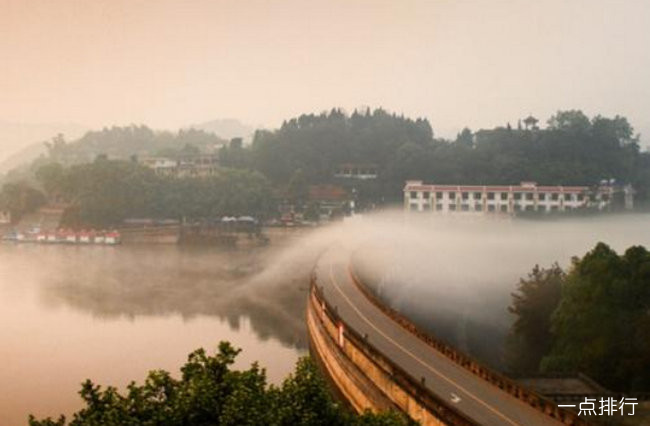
315,248 -> 563,426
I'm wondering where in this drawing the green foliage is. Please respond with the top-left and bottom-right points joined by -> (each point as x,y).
251,108 -> 433,201
36,160 -> 274,228
508,243 -> 650,391
219,138 -> 252,169
29,342 -> 409,426
43,126 -> 226,165
251,108 -> 649,205
286,169 -> 309,204
19,108 -> 650,211
506,264 -> 563,375
541,243 -> 650,391
0,181 -> 46,222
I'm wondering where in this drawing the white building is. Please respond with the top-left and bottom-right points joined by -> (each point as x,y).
404,181 -> 633,214
140,154 -> 220,178
140,157 -> 178,175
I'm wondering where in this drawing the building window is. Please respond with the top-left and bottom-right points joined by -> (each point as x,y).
577,194 -> 584,201
474,203 -> 482,211
514,193 -> 522,200
410,203 -> 418,211
410,191 -> 418,199
487,192 -> 495,200
461,204 -> 470,211
473,192 -> 482,200
449,192 -> 456,200
526,205 -> 534,212
462,192 -> 469,200
538,193 -> 546,201
526,192 -> 534,200
488,205 -> 495,212
500,205 -> 508,212
551,205 -> 559,212
551,193 -> 559,201
436,204 -> 443,211
515,204 -> 522,211
423,191 -> 430,199
501,192 -> 508,200
436,191 -> 443,199
564,194 -> 573,201
449,204 -> 456,211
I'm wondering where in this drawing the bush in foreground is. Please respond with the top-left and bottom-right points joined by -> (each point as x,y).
29,342 -> 410,426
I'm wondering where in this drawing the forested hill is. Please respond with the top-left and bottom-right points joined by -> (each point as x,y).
251,108 -> 433,184
44,125 -> 227,164
3,108 -> 650,227
243,109 -> 650,204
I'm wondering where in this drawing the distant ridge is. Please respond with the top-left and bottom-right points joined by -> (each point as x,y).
186,119 -> 257,143
0,121 -> 88,173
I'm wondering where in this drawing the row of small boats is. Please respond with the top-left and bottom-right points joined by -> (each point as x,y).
2,229 -> 121,245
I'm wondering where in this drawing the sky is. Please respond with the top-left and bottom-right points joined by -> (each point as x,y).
1,0 -> 650,142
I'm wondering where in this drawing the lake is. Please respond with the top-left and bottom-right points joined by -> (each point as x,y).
3,214 -> 650,424
0,242 -> 309,425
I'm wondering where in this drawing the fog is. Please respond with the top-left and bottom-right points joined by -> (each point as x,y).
338,212 -> 650,368
227,211 -> 650,371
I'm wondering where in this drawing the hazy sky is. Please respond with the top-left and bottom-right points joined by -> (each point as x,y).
2,0 -> 649,140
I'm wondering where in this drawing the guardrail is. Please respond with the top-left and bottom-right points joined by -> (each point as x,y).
347,260 -> 588,425
309,275 -> 477,425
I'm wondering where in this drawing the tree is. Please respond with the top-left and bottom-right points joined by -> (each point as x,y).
505,264 -> 563,375
44,134 -> 68,162
546,110 -> 590,133
287,168 -> 309,206
541,243 -> 650,391
220,138 -> 251,169
35,162 -> 66,198
0,181 -> 46,223
29,342 -> 409,426
455,128 -> 473,148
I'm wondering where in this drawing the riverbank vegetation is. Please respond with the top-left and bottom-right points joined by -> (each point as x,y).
45,158 -> 274,227
507,242 -> 650,391
2,108 -> 650,226
29,342 -> 409,426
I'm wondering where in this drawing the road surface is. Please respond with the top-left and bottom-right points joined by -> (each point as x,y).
315,248 -> 563,426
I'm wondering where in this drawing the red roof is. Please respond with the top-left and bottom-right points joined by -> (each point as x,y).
308,184 -> 348,201
405,183 -> 589,193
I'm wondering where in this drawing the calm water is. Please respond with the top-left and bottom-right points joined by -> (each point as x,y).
0,243 -> 308,425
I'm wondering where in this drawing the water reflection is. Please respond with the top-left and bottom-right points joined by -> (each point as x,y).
35,245 -> 309,349
0,240 -> 313,425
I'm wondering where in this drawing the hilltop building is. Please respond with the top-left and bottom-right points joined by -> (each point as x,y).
404,180 -> 634,214
334,163 -> 378,180
140,154 -> 220,178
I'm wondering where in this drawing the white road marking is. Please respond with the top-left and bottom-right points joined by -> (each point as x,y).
327,264 -> 523,426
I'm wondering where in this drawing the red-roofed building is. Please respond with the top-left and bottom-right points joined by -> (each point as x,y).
308,184 -> 350,218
